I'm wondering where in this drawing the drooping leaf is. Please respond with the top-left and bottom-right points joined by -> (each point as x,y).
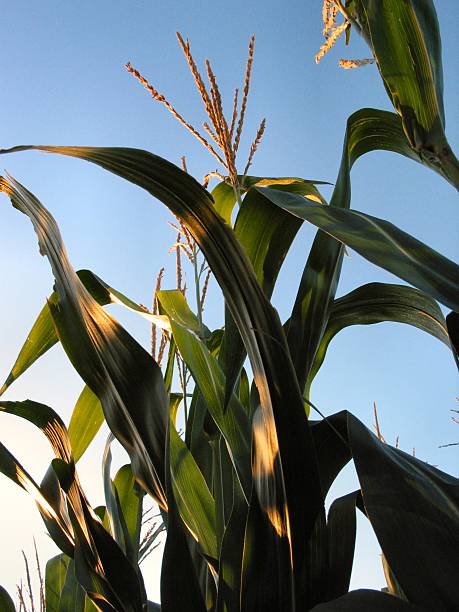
0,146 -> 324,610
0,294 -> 59,396
0,175 -> 169,510
0,398 -> 148,609
308,282 -> 454,387
341,0 -> 459,188
347,413 -> 459,610
257,187 -> 459,311
285,108 -> 426,397
0,439 -> 74,556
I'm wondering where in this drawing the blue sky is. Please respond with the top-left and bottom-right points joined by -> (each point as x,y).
0,0 -> 457,603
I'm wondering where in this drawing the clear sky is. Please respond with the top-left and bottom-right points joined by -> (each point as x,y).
0,0 -> 457,604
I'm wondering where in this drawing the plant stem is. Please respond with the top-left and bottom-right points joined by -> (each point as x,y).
193,242 -> 203,326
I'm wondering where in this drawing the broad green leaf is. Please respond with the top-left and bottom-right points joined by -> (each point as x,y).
257,187 -> 459,311
68,385 -> 105,462
169,421 -> 218,561
0,175 -> 169,510
341,0 -> 459,188
0,146 -> 324,609
160,415 -> 208,612
308,282 -> 453,388
310,412 -> 352,497
241,490 -> 294,610
158,289 -> 251,500
58,557 -> 95,611
285,108 -> 424,397
215,476 -> 247,612
221,179 -> 325,402
0,585 -> 16,612
347,413 -> 459,610
326,491 -> 359,601
210,175 -> 327,226
211,180 -> 236,225
311,589 -> 425,611
45,553 -> 71,612
113,464 -> 144,564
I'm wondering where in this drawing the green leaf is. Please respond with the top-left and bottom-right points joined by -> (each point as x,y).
169,421 -> 218,561
310,589 -> 425,611
1,175 -> 169,510
45,554 -> 71,612
210,181 -> 236,225
308,282 -> 453,387
68,385 -> 105,462
158,289 -> 251,500
257,187 -> 459,311
210,175 -> 327,227
221,179 -> 325,401
326,491 -> 359,601
0,439 -> 74,556
113,464 -> 145,565
285,108 -> 424,397
0,295 -> 59,396
0,146 -> 324,610
342,0 -> 459,187
348,413 -> 459,610
0,585 -> 16,612
0,268 -> 165,398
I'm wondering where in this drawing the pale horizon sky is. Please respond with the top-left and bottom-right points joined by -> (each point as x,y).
0,1 -> 457,605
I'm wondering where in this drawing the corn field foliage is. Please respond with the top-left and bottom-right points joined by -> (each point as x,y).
0,1 -> 458,610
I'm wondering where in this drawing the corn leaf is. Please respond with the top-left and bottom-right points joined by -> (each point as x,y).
347,413 -> 459,610
169,421 -> 218,562
325,491 -> 359,601
1,175 -> 169,510
308,282 -> 454,388
158,289 -> 251,500
0,145 -> 325,609
211,175 -> 326,227
68,385 -> 105,463
285,107 -> 433,397
45,553 -> 71,612
112,464 -> 144,565
341,0 -> 459,188
256,187 -> 459,311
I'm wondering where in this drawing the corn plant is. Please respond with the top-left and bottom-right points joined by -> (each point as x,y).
0,0 -> 458,610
